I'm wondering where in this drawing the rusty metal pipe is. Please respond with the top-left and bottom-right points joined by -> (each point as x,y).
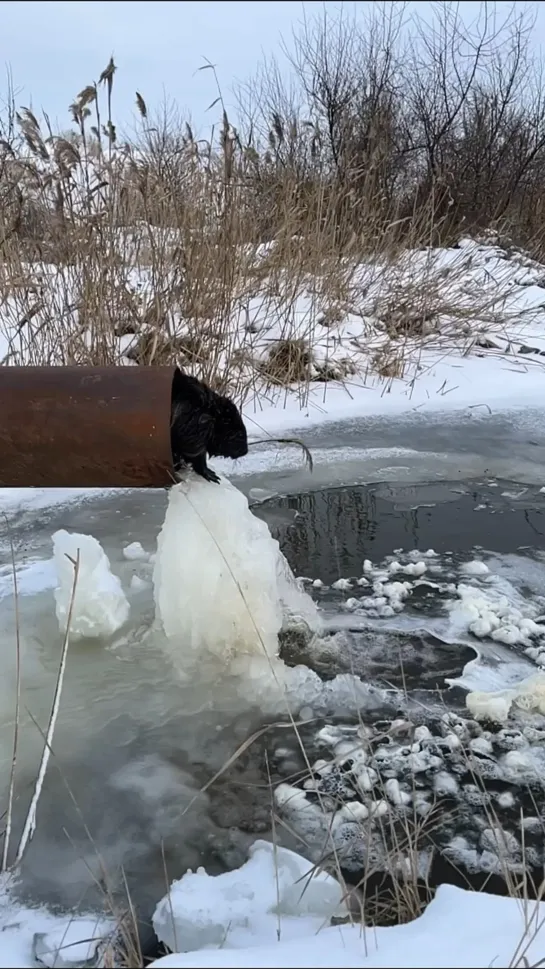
0,366 -> 178,488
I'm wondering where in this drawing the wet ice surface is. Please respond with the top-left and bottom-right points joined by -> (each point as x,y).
0,475 -> 545,932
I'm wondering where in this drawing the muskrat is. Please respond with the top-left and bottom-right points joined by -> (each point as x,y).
170,370 -> 248,483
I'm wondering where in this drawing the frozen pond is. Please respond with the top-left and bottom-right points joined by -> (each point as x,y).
1,426 -> 545,939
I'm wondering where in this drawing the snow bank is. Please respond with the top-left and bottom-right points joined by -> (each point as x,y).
52,529 -> 130,639
153,840 -> 348,954
149,861 -> 545,968
33,916 -> 116,967
0,879 -> 116,969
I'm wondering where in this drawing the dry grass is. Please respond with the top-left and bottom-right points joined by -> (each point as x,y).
1,1 -> 545,403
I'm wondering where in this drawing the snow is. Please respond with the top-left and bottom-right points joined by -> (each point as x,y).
153,839 -> 348,954
0,487 -> 112,516
4,869 -> 543,969
3,243 -> 545,519
33,916 -> 116,967
147,847 -> 545,969
52,529 -> 130,639
242,350 -> 545,440
0,881 -> 116,969
0,557 -> 56,599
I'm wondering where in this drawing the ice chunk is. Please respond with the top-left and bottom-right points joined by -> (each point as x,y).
385,778 -> 411,805
460,559 -> 489,576
403,561 -> 427,576
152,839 -> 347,954
122,541 -> 149,561
470,736 -> 493,756
130,574 -> 149,592
153,478 -> 319,667
446,579 -> 541,648
335,801 -> 369,823
466,672 -> 545,722
342,597 -> 360,611
466,689 -> 514,723
512,672 -> 545,713
433,772 -> 459,796
52,530 -> 129,640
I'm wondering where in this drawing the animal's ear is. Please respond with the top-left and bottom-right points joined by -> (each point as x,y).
188,376 -> 211,406
173,369 -> 212,407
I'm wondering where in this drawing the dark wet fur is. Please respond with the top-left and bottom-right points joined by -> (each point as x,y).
170,371 -> 248,484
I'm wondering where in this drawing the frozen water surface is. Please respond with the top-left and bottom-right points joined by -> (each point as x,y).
0,414 -> 545,938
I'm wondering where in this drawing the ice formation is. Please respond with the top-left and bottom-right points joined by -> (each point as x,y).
445,581 -> 544,647
153,839 -> 347,954
460,559 -> 490,576
153,476 -> 320,668
466,672 -> 545,722
52,530 -> 130,640
149,476 -> 393,719
122,540 -> 149,561
272,710 -> 545,884
129,574 -> 149,592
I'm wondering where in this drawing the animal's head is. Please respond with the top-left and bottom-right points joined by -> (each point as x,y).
207,393 -> 248,460
172,370 -> 248,460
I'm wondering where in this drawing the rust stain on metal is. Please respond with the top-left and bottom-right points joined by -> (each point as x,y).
0,366 -> 177,488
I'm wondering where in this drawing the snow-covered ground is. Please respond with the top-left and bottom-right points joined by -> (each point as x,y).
147,839 -> 545,969
2,838 -> 544,968
150,886 -> 545,969
4,238 -> 545,439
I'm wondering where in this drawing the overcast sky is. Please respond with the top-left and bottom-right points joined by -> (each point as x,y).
1,1 -> 544,135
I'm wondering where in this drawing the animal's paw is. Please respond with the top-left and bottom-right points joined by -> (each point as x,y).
203,467 -> 221,484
